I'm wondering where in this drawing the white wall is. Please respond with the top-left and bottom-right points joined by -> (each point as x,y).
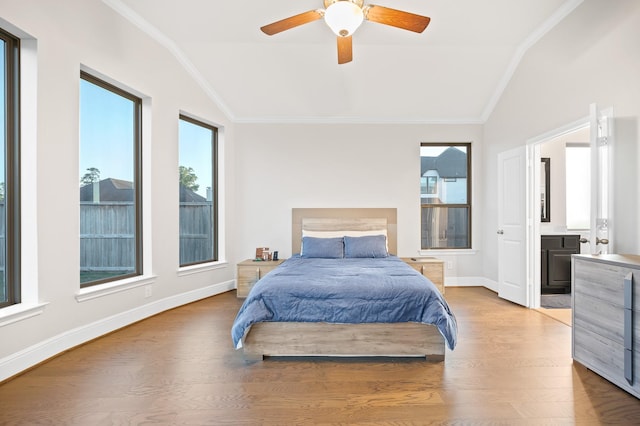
0,0 -> 236,379
539,127 -> 590,235
4,0 -> 640,381
233,123 -> 486,280
482,0 -> 640,281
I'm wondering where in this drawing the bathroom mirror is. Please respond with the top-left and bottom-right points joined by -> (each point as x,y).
541,157 -> 550,222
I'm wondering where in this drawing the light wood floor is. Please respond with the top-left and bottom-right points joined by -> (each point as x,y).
535,307 -> 572,327
1,287 -> 639,425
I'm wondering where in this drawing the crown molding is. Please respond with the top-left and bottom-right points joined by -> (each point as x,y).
104,0 -> 582,126
102,0 -> 236,121
480,0 -> 584,122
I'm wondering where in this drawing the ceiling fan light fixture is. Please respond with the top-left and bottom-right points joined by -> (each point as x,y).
324,1 -> 364,37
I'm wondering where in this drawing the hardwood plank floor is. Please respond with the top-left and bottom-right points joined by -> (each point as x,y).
1,287 -> 639,424
535,307 -> 572,326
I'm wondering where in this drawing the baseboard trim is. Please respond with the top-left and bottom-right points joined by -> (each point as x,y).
0,280 -> 235,383
446,276 -> 497,292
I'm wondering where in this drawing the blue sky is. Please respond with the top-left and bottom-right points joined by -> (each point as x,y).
179,119 -> 213,198
80,79 -> 212,197
420,145 -> 466,157
79,79 -> 135,183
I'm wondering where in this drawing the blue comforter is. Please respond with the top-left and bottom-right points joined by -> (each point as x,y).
231,255 -> 457,350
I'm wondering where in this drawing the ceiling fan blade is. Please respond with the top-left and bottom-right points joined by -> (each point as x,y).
260,10 -> 324,35
337,36 -> 353,64
365,5 -> 430,33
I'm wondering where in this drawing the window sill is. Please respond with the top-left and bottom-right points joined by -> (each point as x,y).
177,260 -> 228,277
0,302 -> 49,327
75,275 -> 157,303
419,249 -> 478,256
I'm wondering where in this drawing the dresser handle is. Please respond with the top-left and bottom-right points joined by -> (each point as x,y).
624,272 -> 634,385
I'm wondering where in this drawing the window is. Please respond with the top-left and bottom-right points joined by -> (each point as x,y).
425,176 -> 438,194
566,143 -> 590,230
0,28 -> 20,308
79,72 -> 142,287
420,143 -> 471,249
178,115 -> 218,266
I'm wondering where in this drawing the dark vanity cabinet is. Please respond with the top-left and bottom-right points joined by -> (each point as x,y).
541,234 -> 580,293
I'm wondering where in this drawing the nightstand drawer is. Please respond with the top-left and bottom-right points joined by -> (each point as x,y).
400,257 -> 445,294
236,259 -> 284,298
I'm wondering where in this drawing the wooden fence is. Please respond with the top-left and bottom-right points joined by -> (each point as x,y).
420,206 -> 469,249
179,202 -> 214,265
0,201 -> 208,294
0,203 -> 5,300
80,202 -> 136,271
0,202 -> 214,282
79,201 -> 214,271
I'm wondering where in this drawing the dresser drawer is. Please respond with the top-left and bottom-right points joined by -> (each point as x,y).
573,257 -> 628,308
574,291 -> 624,344
574,258 -> 640,312
574,324 -> 640,398
572,254 -> 640,399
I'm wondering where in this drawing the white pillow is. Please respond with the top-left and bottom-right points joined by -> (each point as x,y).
302,229 -> 388,251
302,229 -> 387,238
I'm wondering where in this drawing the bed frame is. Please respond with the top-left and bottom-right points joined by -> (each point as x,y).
241,208 -> 446,361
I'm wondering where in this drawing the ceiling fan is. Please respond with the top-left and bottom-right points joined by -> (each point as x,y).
260,0 -> 431,64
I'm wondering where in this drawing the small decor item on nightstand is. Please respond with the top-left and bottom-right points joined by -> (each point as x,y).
255,247 -> 269,261
273,251 -> 279,261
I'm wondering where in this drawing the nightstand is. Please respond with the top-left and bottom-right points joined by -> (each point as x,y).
400,257 -> 445,294
236,259 -> 285,298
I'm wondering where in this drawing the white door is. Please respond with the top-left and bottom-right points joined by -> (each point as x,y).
497,146 -> 529,306
588,104 -> 613,254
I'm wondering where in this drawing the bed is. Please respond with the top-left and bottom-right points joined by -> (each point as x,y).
231,208 -> 457,361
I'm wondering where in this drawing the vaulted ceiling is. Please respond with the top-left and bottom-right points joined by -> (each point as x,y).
108,0 -> 583,123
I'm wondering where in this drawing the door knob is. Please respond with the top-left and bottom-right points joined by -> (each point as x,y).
579,238 -> 589,244
596,237 -> 609,245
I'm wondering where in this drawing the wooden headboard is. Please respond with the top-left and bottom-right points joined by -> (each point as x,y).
291,208 -> 397,255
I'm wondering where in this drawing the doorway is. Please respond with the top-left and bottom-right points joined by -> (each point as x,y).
529,123 -> 591,310
530,127 -> 590,325
498,105 -> 614,311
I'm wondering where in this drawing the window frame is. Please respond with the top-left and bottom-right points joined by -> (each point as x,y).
420,142 -> 472,250
178,114 -> 218,267
79,71 -> 143,288
0,27 -> 21,308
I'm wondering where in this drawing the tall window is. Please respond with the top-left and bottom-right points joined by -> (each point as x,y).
420,143 -> 471,249
178,115 -> 217,266
79,72 -> 142,287
566,143 -> 590,230
0,28 -> 20,308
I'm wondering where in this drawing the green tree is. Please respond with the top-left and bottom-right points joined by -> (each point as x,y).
179,166 -> 199,192
80,167 -> 101,186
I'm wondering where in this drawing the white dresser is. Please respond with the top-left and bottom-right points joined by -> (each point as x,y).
572,254 -> 639,399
